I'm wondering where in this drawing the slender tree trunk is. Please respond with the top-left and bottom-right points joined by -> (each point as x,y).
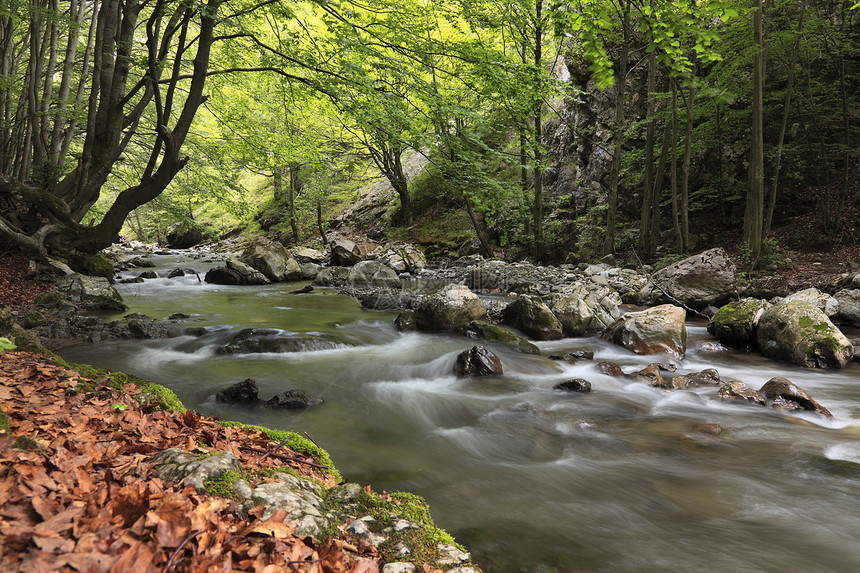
764,3 -> 805,237
639,49 -> 657,256
835,44 -> 850,233
464,194 -> 494,259
670,81 -> 681,250
649,119 -> 672,258
316,200 -> 328,246
744,0 -> 765,263
532,0 -> 544,261
681,79 -> 694,251
289,162 -> 301,243
605,2 -> 629,255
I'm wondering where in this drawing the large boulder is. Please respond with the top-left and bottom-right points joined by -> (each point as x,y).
55,273 -> 127,311
290,247 -> 326,264
373,244 -> 427,274
501,295 -> 563,340
330,238 -> 363,267
216,378 -> 260,404
466,321 -> 541,355
240,238 -> 301,282
549,280 -> 622,336
834,289 -> 860,327
216,328 -> 341,354
68,253 -> 115,279
454,345 -> 503,376
226,257 -> 270,285
414,284 -> 487,331
781,288 -> 838,318
165,224 -> 205,249
601,304 -> 687,359
347,260 -> 402,288
313,266 -> 351,286
756,301 -> 853,368
640,248 -> 737,308
204,265 -> 242,285
707,298 -> 771,348
759,376 -> 832,417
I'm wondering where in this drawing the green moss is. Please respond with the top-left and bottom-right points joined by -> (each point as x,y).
204,470 -> 243,499
217,421 -> 340,481
0,407 -> 11,436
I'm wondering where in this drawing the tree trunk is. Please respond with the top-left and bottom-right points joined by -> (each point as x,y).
743,0 -> 765,264
681,79 -> 694,251
316,200 -> 328,246
532,0 -> 544,261
639,49 -> 657,256
670,81 -> 681,250
289,162 -> 301,243
605,2 -> 629,255
464,194 -> 494,259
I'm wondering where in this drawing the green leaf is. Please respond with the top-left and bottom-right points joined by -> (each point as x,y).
0,337 -> 15,351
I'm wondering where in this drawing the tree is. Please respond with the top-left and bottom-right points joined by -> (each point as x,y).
743,0 -> 765,263
0,0 -> 222,259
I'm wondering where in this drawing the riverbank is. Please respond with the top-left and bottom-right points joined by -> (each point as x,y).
0,251 -> 481,573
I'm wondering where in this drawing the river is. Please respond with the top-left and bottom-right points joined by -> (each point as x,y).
57,252 -> 860,572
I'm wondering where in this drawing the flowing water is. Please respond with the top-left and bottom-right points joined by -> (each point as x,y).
58,253 -> 860,572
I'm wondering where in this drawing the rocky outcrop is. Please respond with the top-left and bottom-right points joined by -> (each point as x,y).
716,381 -> 766,406
466,321 -> 541,355
347,260 -> 402,288
756,301 -> 853,368
759,376 -> 832,417
454,346 -> 503,376
55,273 -> 127,311
549,280 -> 622,335
707,298 -> 771,348
373,244 -> 427,274
834,289 -> 860,327
240,238 -> 302,281
204,258 -> 270,285
414,284 -> 487,331
501,295 -> 563,340
290,247 -> 326,264
215,328 -> 342,354
601,304 -> 687,359
33,313 -> 169,344
780,288 -> 838,318
639,248 -> 737,308
313,266 -> 351,286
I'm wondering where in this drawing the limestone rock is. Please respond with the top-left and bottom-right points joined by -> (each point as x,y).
204,265 -> 241,285
707,298 -> 771,348
782,287 -> 839,318
454,346 -> 503,376
226,257 -> 269,285
759,376 -> 832,417
466,321 -> 541,354
550,280 -> 622,336
466,268 -> 501,291
55,273 -> 127,311
601,304 -> 687,359
756,301 -> 853,368
154,448 -> 241,492
330,238 -> 363,267
415,284 -> 487,331
290,247 -> 326,264
312,266 -> 351,287
639,248 -> 737,308
834,289 -> 860,327
240,238 -> 301,281
347,260 -> 402,288
501,295 -> 563,340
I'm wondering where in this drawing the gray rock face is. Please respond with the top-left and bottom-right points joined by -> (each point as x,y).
601,304 -> 687,359
707,298 -> 771,348
226,257 -> 269,285
330,238 -> 363,266
501,295 -> 563,340
550,280 -> 622,335
640,248 -> 737,308
717,381 -> 766,406
347,260 -> 402,288
216,328 -> 341,354
782,288 -> 839,318
290,247 -> 326,264
834,289 -> 860,327
414,284 -> 487,331
240,238 -> 302,281
55,273 -> 126,311
759,376 -> 832,417
299,263 -> 321,280
154,448 -> 241,492
34,314 -> 169,343
756,301 -> 853,368
312,266 -> 351,286
466,321 -> 541,355
373,244 -> 427,273
454,345 -> 503,376
245,472 -> 327,538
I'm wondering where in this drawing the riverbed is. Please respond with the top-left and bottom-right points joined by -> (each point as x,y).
58,252 -> 860,572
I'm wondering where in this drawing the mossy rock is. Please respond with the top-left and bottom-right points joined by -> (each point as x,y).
756,301 -> 853,368
707,298 -> 771,348
68,253 -> 115,279
467,321 -> 540,354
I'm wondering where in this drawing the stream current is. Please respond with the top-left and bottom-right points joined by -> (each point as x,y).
58,253 -> 860,572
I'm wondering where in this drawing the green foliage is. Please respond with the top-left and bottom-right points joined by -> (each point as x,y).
653,252 -> 690,271
0,337 -> 16,351
739,237 -> 794,269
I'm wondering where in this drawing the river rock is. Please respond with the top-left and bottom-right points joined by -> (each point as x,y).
68,253 -> 114,279
240,238 -> 302,282
639,248 -> 737,308
374,244 -> 427,273
466,321 -> 541,355
740,275 -> 797,299
243,472 -> 327,538
501,295 -> 563,340
55,273 -> 128,311
601,304 -> 687,359
215,378 -> 260,404
549,280 -> 622,335
834,289 -> 860,327
596,361 -> 624,376
300,263 -> 321,280
154,448 -> 241,492
467,268 -> 501,291
347,260 -> 402,288
454,345 -> 503,376
290,246 -> 326,264
553,379 -> 592,393
707,298 -> 771,348
756,301 -> 853,368
717,381 -> 766,406
395,311 -> 417,331
225,257 -> 270,285
781,288 -> 839,318
759,376 -> 832,417
330,238 -> 363,266
165,224 -> 205,249
216,328 -> 341,354
630,364 -> 664,387
264,389 -> 324,409
312,266 -> 351,286
415,284 -> 487,331
665,368 -> 722,390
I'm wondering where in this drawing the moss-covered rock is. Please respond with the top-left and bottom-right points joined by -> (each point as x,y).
501,295 -> 562,340
756,301 -> 853,368
707,298 -> 771,348
68,252 -> 115,279
466,321 -> 540,354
